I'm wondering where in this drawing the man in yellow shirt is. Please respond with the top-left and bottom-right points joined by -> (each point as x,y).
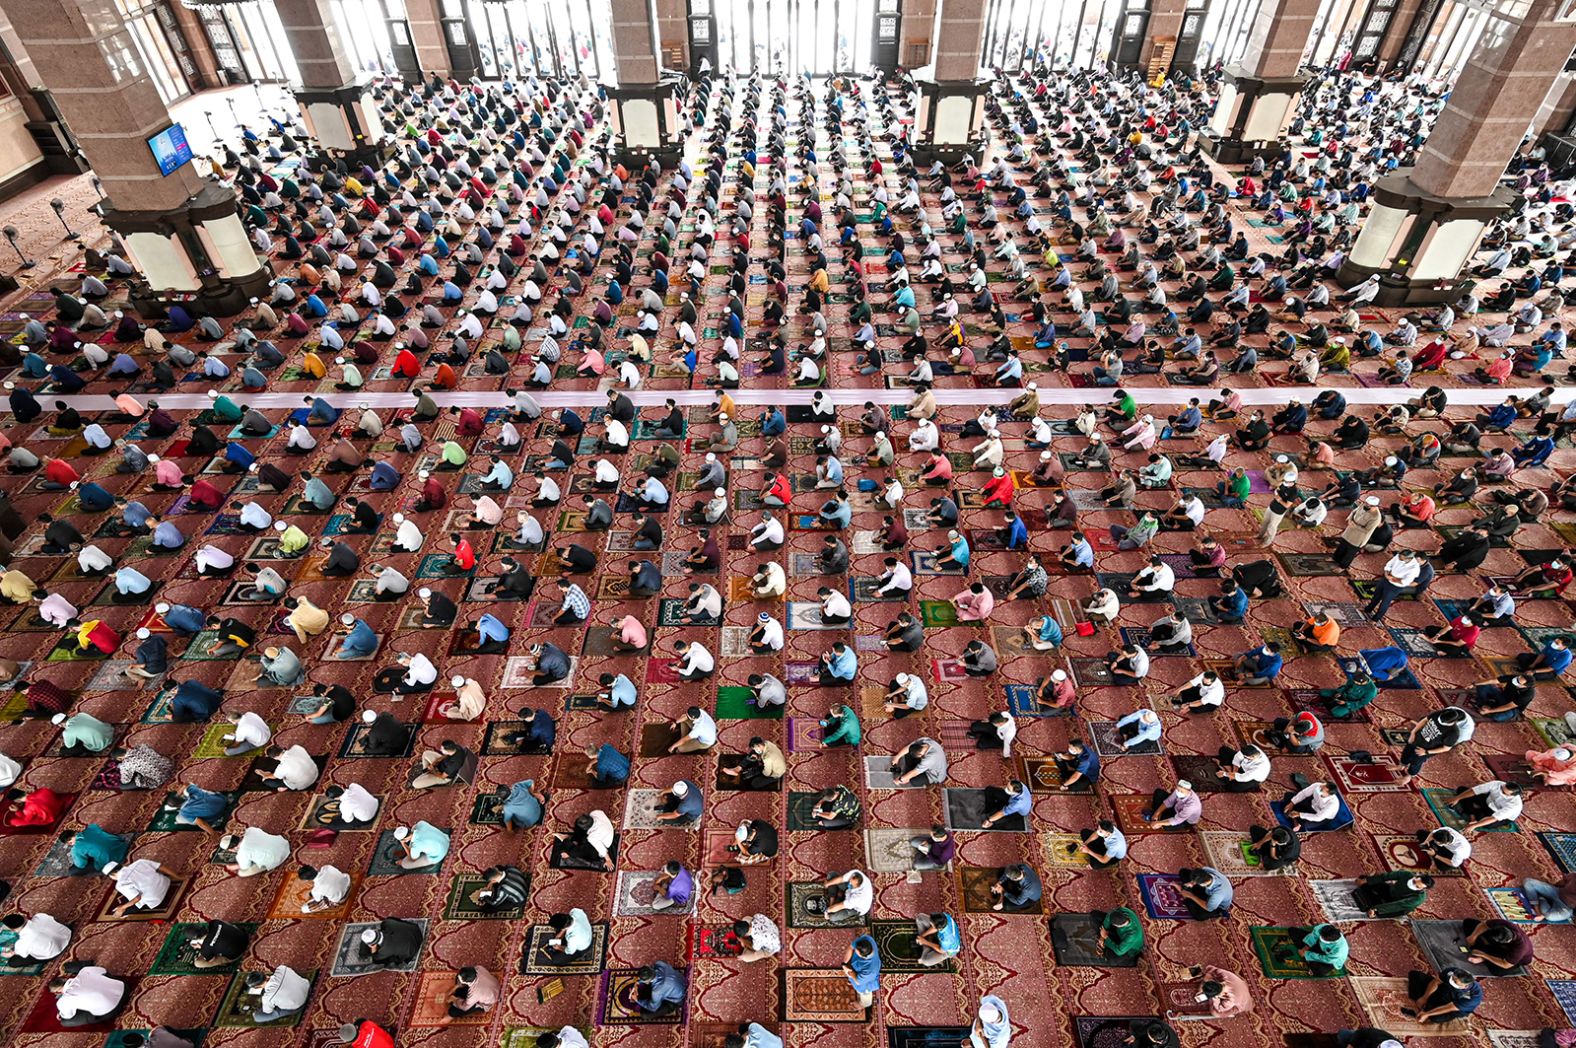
282,596 -> 330,644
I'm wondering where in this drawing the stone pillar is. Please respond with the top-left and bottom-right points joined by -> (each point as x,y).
1139,0 -> 1187,75
911,0 -> 988,166
605,0 -> 684,166
1199,0 -> 1319,163
273,0 -> 389,165
0,0 -> 267,314
1338,0 -> 1576,305
403,0 -> 453,79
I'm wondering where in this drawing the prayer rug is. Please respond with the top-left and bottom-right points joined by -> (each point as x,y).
623,788 -> 685,830
1111,794 -> 1192,836
781,969 -> 866,1022
957,866 -> 1039,913
1075,1016 -> 1165,1048
1279,553 -> 1346,576
1540,832 -> 1576,872
1326,754 -> 1407,791
1252,926 -> 1342,978
1486,885 -> 1567,923
687,922 -> 744,960
716,684 -> 781,719
1089,719 -> 1163,758
1482,754 -> 1543,789
407,971 -> 490,1027
596,968 -> 686,1025
520,922 -> 610,975
614,869 -> 696,917
214,971 -> 313,1027
866,828 -> 922,873
444,873 -> 526,920
1017,755 -> 1070,791
1289,688 -> 1372,724
787,881 -> 869,928
1006,683 -> 1073,718
887,1029 -> 970,1048
1050,912 -> 1142,970
1375,834 -> 1464,877
870,918 -> 956,973
943,788 -> 1027,831
1069,657 -> 1115,686
1423,787 -> 1519,833
1415,919 -> 1527,977
337,721 -> 414,758
150,921 -> 257,974
1309,879 -> 1375,922
1136,873 -> 1194,920
147,799 -> 233,833
267,869 -> 357,920
96,878 -> 185,923
1200,831 -> 1291,878
1271,795 -> 1354,832
786,717 -> 825,751
367,828 -> 447,875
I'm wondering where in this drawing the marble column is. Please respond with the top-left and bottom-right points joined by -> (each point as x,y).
273,0 -> 389,165
911,0 -> 989,165
1338,0 -> 1576,304
1200,0 -> 1320,163
0,0 -> 267,313
402,0 -> 454,80
605,0 -> 685,166
1138,0 -> 1188,76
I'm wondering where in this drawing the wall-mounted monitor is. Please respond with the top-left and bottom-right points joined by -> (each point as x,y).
147,124 -> 192,177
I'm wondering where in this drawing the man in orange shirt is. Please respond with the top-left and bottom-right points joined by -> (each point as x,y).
1291,611 -> 1340,652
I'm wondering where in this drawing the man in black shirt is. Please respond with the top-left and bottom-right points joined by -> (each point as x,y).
556,543 -> 597,573
628,559 -> 662,597
306,683 -> 356,725
205,616 -> 256,657
190,919 -> 250,969
357,711 -> 409,756
362,917 -> 424,968
418,588 -> 457,627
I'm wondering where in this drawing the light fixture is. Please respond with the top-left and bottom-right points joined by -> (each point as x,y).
2,225 -> 33,269
50,198 -> 78,241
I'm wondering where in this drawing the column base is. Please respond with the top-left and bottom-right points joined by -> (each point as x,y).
912,75 -> 989,168
1202,65 -> 1308,164
103,182 -> 273,318
294,81 -> 390,164
1336,174 -> 1516,307
606,74 -> 687,169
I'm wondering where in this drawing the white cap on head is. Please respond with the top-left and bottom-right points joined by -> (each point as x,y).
418,471 -> 430,480
1365,495 -> 1380,506
1276,455 -> 1289,463
147,454 -> 159,463
714,487 -> 726,497
341,614 -> 356,626
208,389 -> 218,398
1040,451 -> 1052,460
719,413 -> 729,421
51,713 -> 66,725
735,822 -> 749,841
418,587 -> 432,599
362,709 -> 377,724
1027,382 -> 1038,391
274,520 -> 288,532
1384,456 -> 1397,466
451,675 -> 465,688
136,628 -> 150,640
1176,779 -> 1193,791
672,780 -> 689,796
1051,669 -> 1067,682
394,513 -> 405,523
361,928 -> 380,944
156,603 -> 170,613
980,1003 -> 1003,1024
248,463 -> 258,473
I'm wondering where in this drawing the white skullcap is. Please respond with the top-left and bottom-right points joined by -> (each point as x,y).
1365,496 -> 1380,506
418,588 -> 432,599
147,454 -> 160,464
51,713 -> 66,725
394,513 -> 405,523
418,471 -> 430,480
980,1003 -> 1003,1024
208,389 -> 218,398
1051,669 -> 1067,681
136,628 -> 150,639
672,780 -> 689,796
156,603 -> 170,613
1027,382 -> 1038,390
451,675 -> 465,688
362,709 -> 377,724
714,488 -> 726,497
1176,779 -> 1192,791
1276,455 -> 1289,463
361,928 -> 379,943
336,357 -> 346,365
341,614 -> 356,626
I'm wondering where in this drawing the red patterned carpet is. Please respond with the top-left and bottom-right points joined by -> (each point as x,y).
0,64 -> 1572,1048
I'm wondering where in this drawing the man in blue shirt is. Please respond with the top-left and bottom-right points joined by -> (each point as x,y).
657,780 -> 703,824
473,613 -> 511,653
982,779 -> 1032,829
1211,578 -> 1250,623
1234,642 -> 1283,685
1060,532 -> 1095,571
170,679 -> 225,722
1359,645 -> 1410,682
1521,637 -> 1573,679
636,961 -> 687,1013
1056,739 -> 1100,791
157,602 -> 207,635
842,935 -> 881,1007
819,642 -> 857,684
1177,866 -> 1233,920
335,615 -> 379,659
999,510 -> 1029,550
914,912 -> 961,966
597,672 -> 637,712
497,779 -> 546,829
587,743 -> 631,786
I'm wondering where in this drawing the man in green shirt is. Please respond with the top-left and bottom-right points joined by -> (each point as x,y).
1103,389 -> 1137,426
820,704 -> 861,748
1098,906 -> 1144,959
1286,923 -> 1348,976
1320,671 -> 1379,719
1350,870 -> 1434,919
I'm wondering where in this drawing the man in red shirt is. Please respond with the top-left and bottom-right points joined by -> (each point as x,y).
41,457 -> 79,491
981,466 -> 1015,508
448,533 -> 476,575
340,1019 -> 394,1048
4,786 -> 69,828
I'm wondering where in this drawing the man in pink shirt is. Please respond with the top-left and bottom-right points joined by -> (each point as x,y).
443,966 -> 499,1021
953,582 -> 995,622
612,614 -> 648,652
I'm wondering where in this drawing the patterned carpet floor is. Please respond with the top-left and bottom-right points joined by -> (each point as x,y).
0,63 -> 1572,1048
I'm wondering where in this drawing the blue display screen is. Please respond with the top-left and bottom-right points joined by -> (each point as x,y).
148,124 -> 193,176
